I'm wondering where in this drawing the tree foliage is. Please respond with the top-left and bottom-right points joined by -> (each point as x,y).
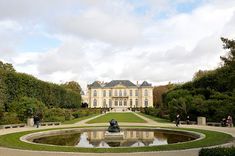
0,61 -> 81,116
163,38 -> 235,122
61,81 -> 82,94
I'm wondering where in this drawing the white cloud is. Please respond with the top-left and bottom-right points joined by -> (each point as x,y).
0,0 -> 235,90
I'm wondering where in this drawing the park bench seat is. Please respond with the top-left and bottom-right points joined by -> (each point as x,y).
40,122 -> 61,126
0,123 -> 26,129
206,122 -> 221,127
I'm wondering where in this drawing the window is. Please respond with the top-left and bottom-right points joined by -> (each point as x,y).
135,99 -> 138,107
119,90 -> 122,96
119,100 -> 122,106
144,89 -> 148,96
109,90 -> 112,97
135,90 -> 138,96
103,99 -> 106,107
144,99 -> 148,107
109,99 -> 112,107
124,99 -> 127,106
93,90 -> 97,97
115,100 -> 118,106
124,90 -> 127,96
103,90 -> 106,97
130,90 -> 132,96
130,99 -> 132,107
93,99 -> 97,107
115,90 -> 118,96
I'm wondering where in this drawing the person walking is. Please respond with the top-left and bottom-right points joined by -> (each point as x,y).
227,115 -> 233,127
33,115 -> 40,128
176,114 -> 180,127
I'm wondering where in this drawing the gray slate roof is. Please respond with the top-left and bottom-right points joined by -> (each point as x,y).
140,81 -> 152,87
88,80 -> 152,88
88,81 -> 102,88
104,80 -> 137,88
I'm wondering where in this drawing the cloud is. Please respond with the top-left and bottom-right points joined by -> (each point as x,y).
0,0 -> 235,89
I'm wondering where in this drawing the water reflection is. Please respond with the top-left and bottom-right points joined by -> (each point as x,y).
33,130 -> 195,148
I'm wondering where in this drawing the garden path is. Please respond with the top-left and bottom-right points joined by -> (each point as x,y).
0,112 -> 234,156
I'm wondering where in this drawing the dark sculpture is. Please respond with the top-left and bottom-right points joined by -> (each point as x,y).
108,119 -> 120,133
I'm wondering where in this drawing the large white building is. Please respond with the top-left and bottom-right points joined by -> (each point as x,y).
86,80 -> 153,110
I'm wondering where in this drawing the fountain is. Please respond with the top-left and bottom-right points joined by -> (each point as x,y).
105,119 -> 124,139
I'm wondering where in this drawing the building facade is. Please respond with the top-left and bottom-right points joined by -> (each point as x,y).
86,80 -> 153,110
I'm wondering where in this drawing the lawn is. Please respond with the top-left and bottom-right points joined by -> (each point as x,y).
86,112 -> 147,124
138,113 -> 170,123
63,114 -> 99,124
0,127 -> 232,153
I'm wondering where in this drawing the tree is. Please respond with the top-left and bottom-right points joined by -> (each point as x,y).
9,97 -> 46,121
220,37 -> 235,67
0,61 -> 15,72
193,70 -> 214,81
61,81 -> 82,94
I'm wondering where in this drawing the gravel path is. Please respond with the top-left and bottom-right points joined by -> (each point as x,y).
0,112 -> 234,156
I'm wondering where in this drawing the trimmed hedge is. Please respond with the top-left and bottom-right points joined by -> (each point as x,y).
199,147 -> 235,156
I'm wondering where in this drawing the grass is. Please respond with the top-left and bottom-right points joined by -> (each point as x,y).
63,114 -> 98,124
138,113 -> 170,123
86,112 -> 147,124
0,126 -> 233,153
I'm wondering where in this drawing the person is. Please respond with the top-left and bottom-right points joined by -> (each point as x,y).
227,115 -> 233,127
186,116 -> 190,125
33,115 -> 40,128
176,114 -> 180,127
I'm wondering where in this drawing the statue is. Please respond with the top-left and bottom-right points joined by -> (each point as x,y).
108,119 -> 120,133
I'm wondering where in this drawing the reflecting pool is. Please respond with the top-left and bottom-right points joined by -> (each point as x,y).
31,129 -> 198,148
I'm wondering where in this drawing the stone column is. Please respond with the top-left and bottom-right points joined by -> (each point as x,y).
27,118 -> 34,127
197,117 -> 206,125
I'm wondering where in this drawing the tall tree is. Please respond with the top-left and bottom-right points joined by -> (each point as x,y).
220,37 -> 235,67
61,81 -> 82,94
0,61 -> 15,72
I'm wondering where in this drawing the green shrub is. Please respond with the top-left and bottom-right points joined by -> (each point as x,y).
0,112 -> 20,124
199,147 -> 235,156
44,108 -> 66,122
8,97 -> 46,122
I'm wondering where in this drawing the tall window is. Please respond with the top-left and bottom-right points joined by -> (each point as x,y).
109,90 -> 112,97
130,99 -> 132,107
115,90 -> 118,96
144,89 -> 148,96
93,99 -> 97,107
93,90 -> 97,97
115,100 -> 118,106
103,90 -> 106,97
124,99 -> 127,106
130,90 -> 132,96
135,90 -> 138,96
119,90 -> 122,96
144,99 -> 148,107
119,100 -> 122,106
103,99 -> 106,107
109,99 -> 112,107
135,99 -> 138,107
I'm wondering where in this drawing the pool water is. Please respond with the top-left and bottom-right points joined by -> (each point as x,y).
32,129 -> 197,148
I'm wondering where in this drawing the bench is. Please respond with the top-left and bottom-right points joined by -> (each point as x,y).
173,121 -> 197,125
181,121 -> 197,125
0,123 -> 26,129
40,122 -> 61,126
206,122 -> 221,127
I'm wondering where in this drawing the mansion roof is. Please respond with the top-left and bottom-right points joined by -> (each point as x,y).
88,80 -> 152,89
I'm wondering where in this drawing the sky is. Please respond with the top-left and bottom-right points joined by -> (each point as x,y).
0,0 -> 235,90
